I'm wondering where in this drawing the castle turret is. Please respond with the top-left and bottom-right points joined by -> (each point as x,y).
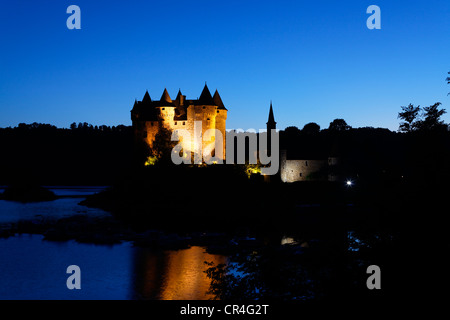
213,90 -> 227,110
160,88 -> 172,103
198,83 -> 215,105
143,90 -> 151,103
176,89 -> 184,106
213,89 -> 228,159
158,88 -> 176,126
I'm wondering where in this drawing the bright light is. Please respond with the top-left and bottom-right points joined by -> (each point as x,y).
346,180 -> 353,186
144,155 -> 158,166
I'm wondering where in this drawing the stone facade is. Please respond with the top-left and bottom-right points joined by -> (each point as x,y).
131,84 -> 227,160
280,150 -> 323,182
280,151 -> 339,183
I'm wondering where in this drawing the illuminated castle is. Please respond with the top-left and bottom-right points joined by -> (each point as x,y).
131,84 -> 228,160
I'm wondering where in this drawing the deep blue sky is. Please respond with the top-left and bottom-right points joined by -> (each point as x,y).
0,0 -> 449,131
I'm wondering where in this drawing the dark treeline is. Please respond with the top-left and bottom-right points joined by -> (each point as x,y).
1,121 -> 450,187
281,125 -> 450,185
0,122 -> 133,185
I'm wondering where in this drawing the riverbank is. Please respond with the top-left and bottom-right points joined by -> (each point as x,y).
0,212 -> 276,254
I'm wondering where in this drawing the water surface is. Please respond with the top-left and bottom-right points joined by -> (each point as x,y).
0,187 -> 226,300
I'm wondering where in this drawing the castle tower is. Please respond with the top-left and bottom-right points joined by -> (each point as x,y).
158,88 -> 176,127
131,84 -> 227,163
213,89 -> 228,159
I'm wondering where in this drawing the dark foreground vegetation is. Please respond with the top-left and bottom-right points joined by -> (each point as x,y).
1,121 -> 449,304
76,160 -> 449,304
0,183 -> 57,202
0,122 -> 133,186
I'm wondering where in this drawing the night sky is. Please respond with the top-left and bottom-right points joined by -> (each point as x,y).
0,0 -> 449,131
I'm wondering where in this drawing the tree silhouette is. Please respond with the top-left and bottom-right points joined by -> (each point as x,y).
328,119 -> 351,131
398,104 -> 421,132
284,126 -> 301,135
151,124 -> 176,164
302,122 -> 320,135
418,102 -> 447,131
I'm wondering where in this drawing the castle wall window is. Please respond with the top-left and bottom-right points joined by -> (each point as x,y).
162,108 -> 165,110
300,173 -> 302,177
305,161 -> 308,166
175,122 -> 177,125
183,122 -> 185,125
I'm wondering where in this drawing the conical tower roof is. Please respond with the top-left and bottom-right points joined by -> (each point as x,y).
160,88 -> 172,103
142,90 -> 151,102
213,89 -> 227,110
176,89 -> 183,100
131,99 -> 138,113
198,83 -> 214,105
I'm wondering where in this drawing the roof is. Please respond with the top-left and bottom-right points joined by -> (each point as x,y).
142,91 -> 151,102
175,89 -> 183,101
131,85 -> 227,121
160,88 -> 173,104
198,84 -> 215,105
213,90 -> 227,110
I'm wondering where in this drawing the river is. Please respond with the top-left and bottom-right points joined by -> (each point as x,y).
0,187 -> 226,300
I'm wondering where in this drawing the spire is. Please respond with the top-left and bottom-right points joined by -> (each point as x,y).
132,99 -> 138,111
160,88 -> 172,103
142,90 -> 151,102
267,101 -> 276,130
175,88 -> 185,106
176,89 -> 182,100
198,83 -> 214,105
213,89 -> 226,110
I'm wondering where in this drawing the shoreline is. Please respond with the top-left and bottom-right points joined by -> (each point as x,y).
0,213 -> 272,255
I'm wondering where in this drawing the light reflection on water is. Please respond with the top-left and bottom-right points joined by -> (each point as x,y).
0,187 -> 227,300
0,235 -> 226,300
132,246 -> 227,300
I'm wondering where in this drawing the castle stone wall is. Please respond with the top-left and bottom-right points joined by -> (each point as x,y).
280,150 -> 328,182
